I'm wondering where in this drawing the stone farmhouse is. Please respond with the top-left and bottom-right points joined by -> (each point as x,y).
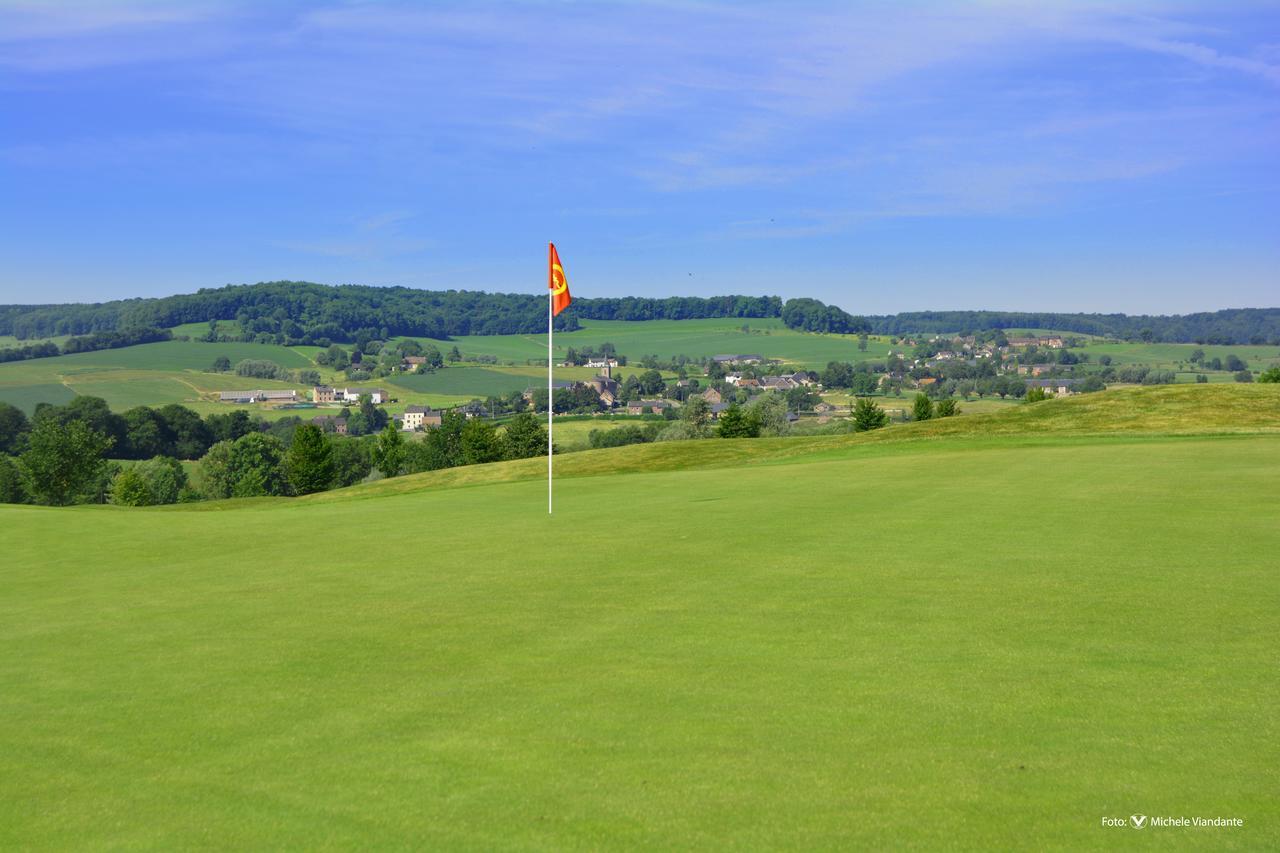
402,405 -> 443,430
310,415 -> 348,435
627,400 -> 672,415
1026,378 -> 1077,395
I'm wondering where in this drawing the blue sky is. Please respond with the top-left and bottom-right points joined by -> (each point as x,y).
1,1 -> 1277,313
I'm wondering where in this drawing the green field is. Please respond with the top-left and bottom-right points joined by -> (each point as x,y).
409,318 -> 892,368
0,341 -> 317,414
1078,341 -> 1280,370
2,385 -> 1277,848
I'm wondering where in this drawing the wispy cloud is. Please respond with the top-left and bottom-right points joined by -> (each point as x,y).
2,1 -> 1277,311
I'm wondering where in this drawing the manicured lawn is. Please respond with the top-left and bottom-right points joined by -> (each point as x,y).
2,388 -> 1277,846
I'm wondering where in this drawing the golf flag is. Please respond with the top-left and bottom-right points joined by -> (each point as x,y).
549,243 -> 571,316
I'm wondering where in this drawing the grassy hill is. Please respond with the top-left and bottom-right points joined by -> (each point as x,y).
0,340 -> 315,413
417,317 -> 891,367
2,385 -> 1277,847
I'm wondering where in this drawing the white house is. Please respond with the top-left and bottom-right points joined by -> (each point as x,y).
337,387 -> 389,404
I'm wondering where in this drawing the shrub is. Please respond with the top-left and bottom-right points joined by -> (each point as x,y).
935,399 -> 960,418
911,393 -> 934,421
852,398 -> 888,432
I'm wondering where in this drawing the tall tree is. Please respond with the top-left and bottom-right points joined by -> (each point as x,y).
372,423 -> 407,479
461,419 -> 503,465
122,406 -> 174,459
752,394 -> 791,436
286,424 -> 335,495
0,455 -> 26,504
912,393 -> 934,422
200,433 -> 288,499
716,404 -> 762,438
0,402 -> 30,455
502,412 -> 547,460
19,419 -> 115,506
681,396 -> 711,436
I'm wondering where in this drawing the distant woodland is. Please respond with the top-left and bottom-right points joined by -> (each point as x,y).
1,281 -> 1277,346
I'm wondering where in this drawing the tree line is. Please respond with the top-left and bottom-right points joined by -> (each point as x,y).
0,326 -> 172,364
0,283 -> 790,342
0,396 -> 551,507
866,308 -> 1280,345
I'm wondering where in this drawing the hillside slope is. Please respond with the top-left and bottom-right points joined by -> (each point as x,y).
278,383 -> 1278,504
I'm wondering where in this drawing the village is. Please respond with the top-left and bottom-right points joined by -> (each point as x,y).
210,331 -> 1093,432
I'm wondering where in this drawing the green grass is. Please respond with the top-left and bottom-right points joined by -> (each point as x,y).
0,382 -> 77,413
390,365 -> 604,397
0,341 -> 316,413
1,385 -> 1278,848
0,333 -> 71,349
403,318 -> 892,368
1078,342 -> 1280,370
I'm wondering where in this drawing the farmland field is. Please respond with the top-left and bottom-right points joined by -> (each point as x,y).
2,385 -> 1277,849
1077,341 -> 1280,369
408,318 -> 892,367
0,382 -> 77,412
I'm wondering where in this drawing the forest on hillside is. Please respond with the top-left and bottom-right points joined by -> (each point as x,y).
866,309 -> 1280,345
1,281 -> 1276,346
0,283 -> 792,341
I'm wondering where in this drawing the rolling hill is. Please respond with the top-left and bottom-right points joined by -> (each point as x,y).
2,385 -> 1277,847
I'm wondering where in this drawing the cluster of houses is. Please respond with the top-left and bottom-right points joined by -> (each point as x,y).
725,371 -> 814,390
895,333 -> 1080,394
311,386 -> 390,404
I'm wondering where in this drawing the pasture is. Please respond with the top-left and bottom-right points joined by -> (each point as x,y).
2,385 -> 1277,848
408,318 -> 891,368
1077,341 -> 1280,370
0,341 -> 316,414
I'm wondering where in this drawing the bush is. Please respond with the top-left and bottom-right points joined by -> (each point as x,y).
655,421 -> 699,442
911,393 -> 933,421
1234,370 -> 1254,383
1025,386 -> 1049,403
109,468 -> 154,506
1258,367 -> 1280,383
201,433 -> 288,499
591,423 -> 661,448
852,398 -> 888,432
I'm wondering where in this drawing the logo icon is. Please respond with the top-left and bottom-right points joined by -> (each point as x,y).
1130,815 -> 1148,829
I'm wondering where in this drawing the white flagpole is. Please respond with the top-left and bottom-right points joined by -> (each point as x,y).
548,260 -> 553,515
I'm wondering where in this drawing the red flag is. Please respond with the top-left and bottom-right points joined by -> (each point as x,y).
549,242 -> 571,316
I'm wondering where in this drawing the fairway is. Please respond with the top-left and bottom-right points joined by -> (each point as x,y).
3,399 -> 1277,847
